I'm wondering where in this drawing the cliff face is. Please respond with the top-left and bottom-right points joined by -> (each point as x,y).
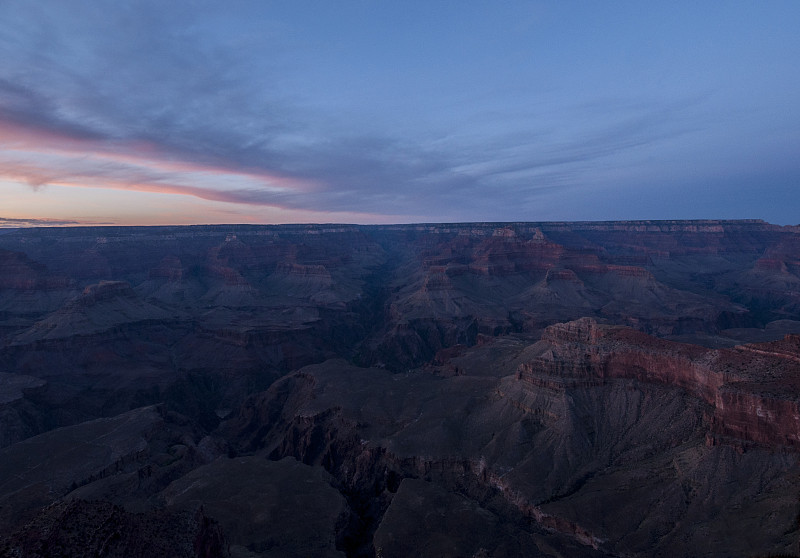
518,318 -> 800,448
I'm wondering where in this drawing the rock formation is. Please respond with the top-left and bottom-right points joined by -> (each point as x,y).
0,220 -> 799,557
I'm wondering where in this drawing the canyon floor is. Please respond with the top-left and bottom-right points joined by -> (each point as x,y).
0,220 -> 799,557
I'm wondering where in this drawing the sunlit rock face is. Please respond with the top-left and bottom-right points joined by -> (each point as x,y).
0,220 -> 800,557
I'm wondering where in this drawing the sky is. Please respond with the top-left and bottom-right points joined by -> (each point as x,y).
0,1 -> 798,226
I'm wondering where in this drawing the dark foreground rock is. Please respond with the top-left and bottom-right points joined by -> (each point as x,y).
0,499 -> 228,558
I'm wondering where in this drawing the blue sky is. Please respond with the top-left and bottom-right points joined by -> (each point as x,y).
0,1 -> 798,225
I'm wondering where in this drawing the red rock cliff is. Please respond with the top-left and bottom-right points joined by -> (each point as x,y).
518,318 -> 800,448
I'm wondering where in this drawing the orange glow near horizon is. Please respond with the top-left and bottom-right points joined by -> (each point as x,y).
0,125 -> 418,225
0,179 -> 417,227
0,129 -> 316,193
0,114 -> 362,226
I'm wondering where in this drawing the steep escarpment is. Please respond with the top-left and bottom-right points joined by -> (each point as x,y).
519,318 -> 800,448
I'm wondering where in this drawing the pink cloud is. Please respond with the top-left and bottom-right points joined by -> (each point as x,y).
0,108 -> 318,205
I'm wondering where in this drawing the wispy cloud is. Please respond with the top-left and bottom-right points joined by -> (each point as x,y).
0,216 -> 82,227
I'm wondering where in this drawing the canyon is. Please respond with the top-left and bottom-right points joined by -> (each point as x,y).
0,220 -> 799,557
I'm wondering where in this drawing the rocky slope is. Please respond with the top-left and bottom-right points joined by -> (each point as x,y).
216,328 -> 800,557
0,499 -> 227,558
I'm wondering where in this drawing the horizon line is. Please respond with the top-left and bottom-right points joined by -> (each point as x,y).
3,218 -> 796,231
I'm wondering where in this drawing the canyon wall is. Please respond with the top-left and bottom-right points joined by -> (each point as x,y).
1,220 -> 799,557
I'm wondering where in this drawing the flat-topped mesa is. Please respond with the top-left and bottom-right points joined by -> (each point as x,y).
544,267 -> 583,284
369,218 -> 778,235
519,319 -> 800,448
515,319 -> 606,386
541,317 -> 603,345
